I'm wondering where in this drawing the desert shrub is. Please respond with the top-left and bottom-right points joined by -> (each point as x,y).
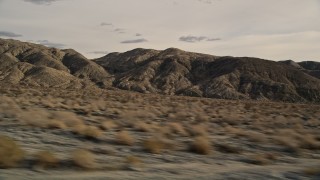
47,120 -> 67,130
72,149 -> 96,169
78,126 -> 103,140
34,150 -> 59,168
19,108 -> 50,128
298,135 -> 320,150
189,136 -> 212,155
166,122 -> 188,136
0,96 -> 22,118
116,131 -> 134,146
143,136 -> 174,154
189,124 -> 208,136
195,114 -> 210,123
51,111 -> 83,128
100,121 -> 118,130
274,136 -> 300,153
134,121 -> 153,132
0,135 -> 25,168
126,156 -> 142,166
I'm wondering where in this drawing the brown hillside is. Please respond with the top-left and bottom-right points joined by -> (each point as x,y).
0,38 -> 110,88
1,38 -> 320,103
95,48 -> 320,103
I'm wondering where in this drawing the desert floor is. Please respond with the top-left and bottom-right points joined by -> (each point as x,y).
0,86 -> 319,179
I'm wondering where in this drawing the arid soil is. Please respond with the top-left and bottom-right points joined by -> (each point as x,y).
0,86 -> 319,179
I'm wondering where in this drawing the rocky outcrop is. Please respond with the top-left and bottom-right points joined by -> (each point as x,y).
1,38 -> 320,103
95,49 -> 320,103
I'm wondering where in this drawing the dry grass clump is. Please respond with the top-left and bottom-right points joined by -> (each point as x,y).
224,126 -> 247,136
274,129 -> 320,152
189,124 -> 208,136
274,136 -> 300,153
100,120 -> 118,130
0,96 -> 22,118
0,135 -> 25,168
47,120 -> 67,130
189,136 -> 212,155
19,108 -> 50,128
77,126 -> 103,140
126,156 -> 142,166
298,134 -> 320,150
134,121 -> 154,132
72,149 -> 96,169
51,111 -> 83,128
143,136 -> 173,154
116,131 -> 134,146
166,122 -> 188,136
34,150 -> 59,168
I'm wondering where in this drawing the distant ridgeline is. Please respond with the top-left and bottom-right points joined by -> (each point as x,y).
1,38 -> 320,103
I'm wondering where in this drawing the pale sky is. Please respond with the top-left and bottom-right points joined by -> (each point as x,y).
0,0 -> 319,61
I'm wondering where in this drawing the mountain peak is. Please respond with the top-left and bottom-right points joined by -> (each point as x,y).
1,38 -> 320,103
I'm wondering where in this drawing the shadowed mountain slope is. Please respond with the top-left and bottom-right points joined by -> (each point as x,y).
95,48 -> 320,103
1,38 -> 320,103
279,60 -> 320,79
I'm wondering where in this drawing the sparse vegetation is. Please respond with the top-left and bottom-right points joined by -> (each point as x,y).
0,84 -> 320,179
126,156 -> 142,166
116,131 -> 134,146
100,121 -> 118,130
79,126 -> 103,140
72,149 -> 96,169
189,136 -> 212,155
34,150 -> 59,168
143,137 -> 166,154
0,135 -> 25,168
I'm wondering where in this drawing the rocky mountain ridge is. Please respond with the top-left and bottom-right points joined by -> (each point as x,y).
1,38 -> 320,103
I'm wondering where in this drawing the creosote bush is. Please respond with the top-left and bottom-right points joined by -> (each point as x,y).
0,135 -> 25,168
72,149 -> 96,169
100,121 -> 118,130
72,125 -> 103,140
189,136 -> 212,155
126,156 -> 142,166
116,131 -> 134,146
143,137 -> 174,154
34,150 -> 59,168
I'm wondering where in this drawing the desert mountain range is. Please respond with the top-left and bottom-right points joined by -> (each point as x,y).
1,38 -> 320,103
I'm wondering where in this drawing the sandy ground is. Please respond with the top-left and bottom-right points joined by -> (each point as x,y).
0,86 -> 319,179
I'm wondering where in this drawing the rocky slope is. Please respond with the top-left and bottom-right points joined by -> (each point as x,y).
280,60 -> 320,79
1,38 -> 320,103
0,38 -> 111,89
95,48 -> 320,103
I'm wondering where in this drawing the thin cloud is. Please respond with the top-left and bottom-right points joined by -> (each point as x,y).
179,35 -> 221,43
24,0 -> 60,5
37,40 -> 66,48
89,51 -> 109,55
207,38 -> 221,41
179,36 -> 207,43
0,31 -> 22,37
121,38 -> 148,44
196,0 -> 216,4
100,22 -> 113,26
114,28 -> 126,34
